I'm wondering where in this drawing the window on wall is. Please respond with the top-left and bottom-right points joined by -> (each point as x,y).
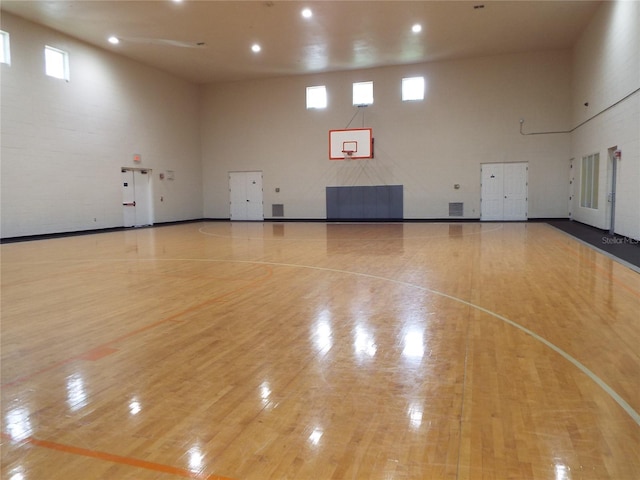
45,45 -> 70,80
353,81 -> 373,105
402,76 -> 425,101
0,30 -> 10,65
581,153 -> 599,209
306,85 -> 327,109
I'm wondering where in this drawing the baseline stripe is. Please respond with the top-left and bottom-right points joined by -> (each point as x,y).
2,434 -> 235,480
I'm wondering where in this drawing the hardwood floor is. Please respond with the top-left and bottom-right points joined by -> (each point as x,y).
1,222 -> 639,479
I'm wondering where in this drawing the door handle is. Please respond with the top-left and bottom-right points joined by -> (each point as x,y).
123,201 -> 136,206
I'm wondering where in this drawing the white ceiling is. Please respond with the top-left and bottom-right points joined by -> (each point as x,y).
1,0 -> 601,84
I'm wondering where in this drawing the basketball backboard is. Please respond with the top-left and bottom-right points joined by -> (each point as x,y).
329,128 -> 373,160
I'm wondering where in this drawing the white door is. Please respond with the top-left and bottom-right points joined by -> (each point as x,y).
569,158 -> 575,220
503,163 -> 528,221
122,168 -> 153,227
606,147 -> 618,234
122,169 -> 136,227
481,163 -> 527,221
480,163 -> 504,221
229,171 -> 263,221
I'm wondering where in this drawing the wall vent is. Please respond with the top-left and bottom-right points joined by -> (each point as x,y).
272,204 -> 284,217
449,202 -> 463,217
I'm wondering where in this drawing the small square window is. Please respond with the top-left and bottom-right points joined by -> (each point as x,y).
353,81 -> 373,106
402,76 -> 424,101
306,85 -> 327,109
0,30 -> 10,65
45,45 -> 70,80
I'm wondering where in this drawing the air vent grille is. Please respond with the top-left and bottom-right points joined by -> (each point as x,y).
449,202 -> 463,217
272,204 -> 284,217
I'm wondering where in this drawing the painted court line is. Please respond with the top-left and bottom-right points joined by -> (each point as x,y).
223,258 -> 640,427
79,346 -> 119,361
2,255 -> 637,478
4,255 -> 637,424
1,433 -> 235,480
1,263 -> 273,388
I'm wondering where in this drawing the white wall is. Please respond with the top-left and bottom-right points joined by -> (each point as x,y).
571,0 -> 640,240
201,51 -> 572,220
5,4 -> 636,238
1,13 -> 203,238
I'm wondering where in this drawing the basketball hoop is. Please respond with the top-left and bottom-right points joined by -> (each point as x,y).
342,150 -> 354,161
329,129 -> 372,160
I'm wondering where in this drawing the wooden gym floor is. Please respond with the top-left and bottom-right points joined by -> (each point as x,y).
1,221 -> 639,479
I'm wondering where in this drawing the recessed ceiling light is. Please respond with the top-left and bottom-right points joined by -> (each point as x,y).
301,8 -> 312,19
251,44 -> 261,53
108,36 -> 120,45
412,24 -> 422,33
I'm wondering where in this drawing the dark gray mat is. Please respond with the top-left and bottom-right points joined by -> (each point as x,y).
547,220 -> 640,268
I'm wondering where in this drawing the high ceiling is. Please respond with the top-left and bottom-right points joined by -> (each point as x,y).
1,0 -> 601,84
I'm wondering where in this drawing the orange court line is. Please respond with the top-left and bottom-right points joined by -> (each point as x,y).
1,433 -> 236,480
1,263 -> 274,388
79,346 -> 119,361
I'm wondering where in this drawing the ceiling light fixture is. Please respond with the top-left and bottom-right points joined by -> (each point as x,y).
302,8 -> 312,19
251,44 -> 261,53
411,24 -> 422,33
108,36 -> 120,45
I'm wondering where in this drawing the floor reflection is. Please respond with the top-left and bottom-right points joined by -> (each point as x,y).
326,223 -> 404,255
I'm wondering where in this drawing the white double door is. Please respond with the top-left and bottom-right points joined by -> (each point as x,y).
229,171 -> 264,221
122,168 -> 153,227
481,163 -> 528,221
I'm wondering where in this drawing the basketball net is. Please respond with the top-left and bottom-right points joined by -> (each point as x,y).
343,151 -> 354,162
